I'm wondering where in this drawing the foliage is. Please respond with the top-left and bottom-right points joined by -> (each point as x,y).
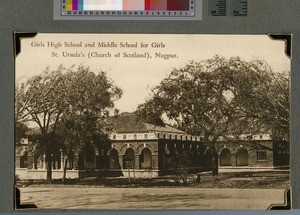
169,151 -> 190,184
138,56 -> 290,175
15,121 -> 29,143
15,65 -> 122,183
56,66 -> 122,155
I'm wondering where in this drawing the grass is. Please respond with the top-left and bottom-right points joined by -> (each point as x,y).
17,170 -> 290,189
195,171 -> 290,189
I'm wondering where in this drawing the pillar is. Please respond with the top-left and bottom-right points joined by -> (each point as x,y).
16,156 -> 21,168
39,158 -> 43,169
134,155 -> 140,169
32,153 -> 35,170
231,153 -> 237,167
94,154 -> 97,169
27,155 -> 33,169
217,152 -> 221,168
43,154 -> 46,170
118,155 -> 124,169
73,153 -> 79,170
60,151 -> 64,170
151,154 -> 159,169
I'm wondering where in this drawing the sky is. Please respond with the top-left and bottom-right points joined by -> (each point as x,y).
16,34 -> 290,113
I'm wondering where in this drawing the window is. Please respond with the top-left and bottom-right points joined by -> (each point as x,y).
123,134 -> 126,139
256,150 -> 267,161
113,135 -> 116,139
134,134 -> 137,140
144,134 -> 148,139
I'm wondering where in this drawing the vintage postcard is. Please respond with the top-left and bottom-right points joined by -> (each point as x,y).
15,33 -> 291,210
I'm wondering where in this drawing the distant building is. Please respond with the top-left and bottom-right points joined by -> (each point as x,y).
15,113 -> 289,180
215,134 -> 289,172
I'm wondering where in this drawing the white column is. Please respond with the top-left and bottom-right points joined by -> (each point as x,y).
40,159 -> 43,170
43,154 -> 46,170
60,151 -> 64,170
32,153 -> 35,170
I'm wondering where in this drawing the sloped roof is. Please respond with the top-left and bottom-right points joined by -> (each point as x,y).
110,112 -> 187,134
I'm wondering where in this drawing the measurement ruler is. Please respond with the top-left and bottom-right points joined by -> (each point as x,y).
208,0 -> 248,17
209,0 -> 227,16
61,0 -> 195,17
231,0 -> 247,16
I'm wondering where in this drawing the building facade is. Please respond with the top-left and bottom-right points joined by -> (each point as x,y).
15,114 -> 289,180
215,134 -> 289,172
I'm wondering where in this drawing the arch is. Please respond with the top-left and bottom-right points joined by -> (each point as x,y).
140,148 -> 152,169
109,148 -> 120,169
123,148 -> 135,169
232,144 -> 250,154
236,148 -> 248,166
137,143 -> 155,155
107,144 -> 122,156
220,148 -> 232,166
120,144 -> 138,155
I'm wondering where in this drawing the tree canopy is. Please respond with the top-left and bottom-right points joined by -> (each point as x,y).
137,56 -> 290,175
15,65 -> 122,182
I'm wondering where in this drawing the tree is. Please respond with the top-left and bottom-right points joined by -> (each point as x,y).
138,56 -> 289,176
16,66 -> 68,183
56,68 -> 122,183
16,65 -> 122,183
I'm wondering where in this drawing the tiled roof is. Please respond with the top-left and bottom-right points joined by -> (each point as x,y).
110,112 -> 187,134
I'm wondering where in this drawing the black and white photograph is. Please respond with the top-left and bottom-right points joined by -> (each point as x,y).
15,33 -> 290,210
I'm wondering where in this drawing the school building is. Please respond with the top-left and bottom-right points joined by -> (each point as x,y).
15,113 -> 289,180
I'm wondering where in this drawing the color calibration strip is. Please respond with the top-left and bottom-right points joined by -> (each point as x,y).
62,0 -> 195,17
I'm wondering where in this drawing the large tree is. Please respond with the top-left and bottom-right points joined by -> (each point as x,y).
56,68 -> 122,183
16,65 -> 122,183
138,56 -> 289,175
16,66 -> 68,182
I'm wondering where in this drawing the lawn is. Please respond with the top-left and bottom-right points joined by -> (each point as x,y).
191,170 -> 290,189
17,170 -> 290,189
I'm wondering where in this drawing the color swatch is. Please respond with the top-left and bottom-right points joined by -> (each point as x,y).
65,0 -> 190,11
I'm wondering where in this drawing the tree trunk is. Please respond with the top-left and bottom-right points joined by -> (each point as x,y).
62,156 -> 69,184
204,137 -> 219,177
46,151 -> 52,183
211,148 -> 219,176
